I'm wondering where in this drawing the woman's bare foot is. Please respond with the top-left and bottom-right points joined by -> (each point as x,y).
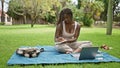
73,48 -> 82,53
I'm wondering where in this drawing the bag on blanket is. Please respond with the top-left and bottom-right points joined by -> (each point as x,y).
16,47 -> 44,58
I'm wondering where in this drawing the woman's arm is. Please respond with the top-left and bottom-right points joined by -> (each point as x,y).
54,24 -> 63,42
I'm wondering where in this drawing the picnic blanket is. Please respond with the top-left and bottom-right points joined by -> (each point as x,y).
7,46 -> 120,65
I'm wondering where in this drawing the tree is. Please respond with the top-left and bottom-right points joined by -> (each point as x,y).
1,0 -> 5,22
106,0 -> 113,35
99,0 -> 108,21
28,0 -> 61,27
79,0 -> 104,26
92,1 -> 104,21
77,0 -> 81,9
8,0 -> 28,24
7,0 -> 62,27
27,0 -> 42,27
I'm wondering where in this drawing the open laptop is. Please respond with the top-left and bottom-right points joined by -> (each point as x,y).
71,47 -> 99,60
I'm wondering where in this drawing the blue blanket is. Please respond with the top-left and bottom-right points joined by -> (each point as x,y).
7,46 -> 120,65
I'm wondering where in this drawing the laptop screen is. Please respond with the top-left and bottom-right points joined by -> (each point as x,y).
79,47 -> 99,60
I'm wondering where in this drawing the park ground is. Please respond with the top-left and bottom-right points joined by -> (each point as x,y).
0,24 -> 120,68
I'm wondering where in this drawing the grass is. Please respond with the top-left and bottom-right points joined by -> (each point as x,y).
0,24 -> 120,68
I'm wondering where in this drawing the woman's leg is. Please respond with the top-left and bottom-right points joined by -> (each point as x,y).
55,44 -> 73,53
69,41 -> 92,53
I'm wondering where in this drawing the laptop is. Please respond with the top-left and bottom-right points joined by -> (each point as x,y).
71,47 -> 99,60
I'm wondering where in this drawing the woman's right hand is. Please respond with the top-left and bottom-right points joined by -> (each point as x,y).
57,37 -> 65,42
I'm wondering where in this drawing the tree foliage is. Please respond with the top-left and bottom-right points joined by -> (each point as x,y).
113,0 -> 120,22
7,0 -> 120,28
77,0 -> 104,26
7,0 -> 62,27
7,0 -> 29,24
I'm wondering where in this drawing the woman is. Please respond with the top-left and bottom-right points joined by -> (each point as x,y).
54,8 -> 92,54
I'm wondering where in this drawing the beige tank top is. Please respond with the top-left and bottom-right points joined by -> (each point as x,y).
62,21 -> 77,39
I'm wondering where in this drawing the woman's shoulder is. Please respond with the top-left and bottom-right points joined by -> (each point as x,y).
75,21 -> 81,27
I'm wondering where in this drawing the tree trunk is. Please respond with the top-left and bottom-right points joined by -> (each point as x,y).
106,0 -> 113,35
31,24 -> 34,27
1,0 -> 5,22
77,0 -> 81,9
23,15 -> 26,24
31,21 -> 34,27
31,19 -> 35,28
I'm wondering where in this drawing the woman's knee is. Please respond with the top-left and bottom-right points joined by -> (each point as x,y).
55,44 -> 73,53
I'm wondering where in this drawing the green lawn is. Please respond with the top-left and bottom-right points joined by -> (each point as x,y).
0,25 -> 120,68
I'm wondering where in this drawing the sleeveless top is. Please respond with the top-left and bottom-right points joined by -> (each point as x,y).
62,21 -> 77,39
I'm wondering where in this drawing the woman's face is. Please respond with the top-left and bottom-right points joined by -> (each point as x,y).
64,14 -> 71,24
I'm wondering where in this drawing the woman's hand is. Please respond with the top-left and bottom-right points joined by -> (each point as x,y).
55,37 -> 67,44
57,37 -> 66,42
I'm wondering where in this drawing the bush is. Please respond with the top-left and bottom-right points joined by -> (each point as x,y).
45,11 -> 56,24
0,22 -> 5,25
82,14 -> 94,27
